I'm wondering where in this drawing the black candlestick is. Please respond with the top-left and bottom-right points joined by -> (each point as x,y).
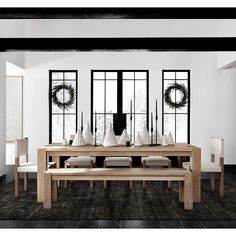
81,111 -> 83,132
130,100 -> 132,145
155,99 -> 158,145
150,112 -> 154,146
94,112 -> 98,146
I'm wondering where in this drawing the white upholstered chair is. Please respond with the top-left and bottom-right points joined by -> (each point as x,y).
15,138 -> 55,198
182,137 -> 224,197
141,156 -> 171,188
64,156 -> 96,188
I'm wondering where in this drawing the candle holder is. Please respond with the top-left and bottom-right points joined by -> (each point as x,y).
93,127 -> 98,147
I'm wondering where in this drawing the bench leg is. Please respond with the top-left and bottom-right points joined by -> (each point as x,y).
15,171 -> 20,198
44,173 -> 52,209
104,161 -> 107,189
129,161 -> 132,189
179,181 -> 184,202
52,180 -> 58,202
211,172 -> 215,191
142,161 -> 146,189
184,172 -> 193,210
90,161 -> 94,188
167,161 -> 172,189
64,160 -> 68,188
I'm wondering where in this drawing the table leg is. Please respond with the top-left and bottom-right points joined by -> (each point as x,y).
44,172 -> 52,209
37,148 -> 47,202
191,148 -> 201,203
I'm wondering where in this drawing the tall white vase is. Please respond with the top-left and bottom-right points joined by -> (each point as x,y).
140,122 -> 150,145
134,133 -> 143,147
103,122 -> 118,147
118,129 -> 130,146
72,130 -> 86,146
167,131 -> 175,145
83,121 -> 93,144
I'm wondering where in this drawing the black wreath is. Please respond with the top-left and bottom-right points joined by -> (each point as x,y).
164,83 -> 188,109
51,84 -> 75,110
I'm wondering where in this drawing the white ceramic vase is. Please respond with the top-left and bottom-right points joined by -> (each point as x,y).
167,131 -> 175,145
140,122 -> 150,145
161,135 -> 168,146
83,121 -> 93,145
62,138 -> 68,146
118,129 -> 130,146
103,122 -> 118,147
72,130 -> 86,146
134,133 -> 143,147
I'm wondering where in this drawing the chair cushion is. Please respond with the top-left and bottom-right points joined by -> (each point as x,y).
104,157 -> 132,167
142,156 -> 170,167
66,156 -> 96,166
17,161 -> 55,173
18,164 -> 37,173
182,161 -> 221,172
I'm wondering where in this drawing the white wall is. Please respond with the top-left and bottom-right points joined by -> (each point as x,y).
0,52 -> 25,176
24,51 -> 236,165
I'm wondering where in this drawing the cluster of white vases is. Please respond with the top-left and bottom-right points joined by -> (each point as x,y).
62,121 -> 175,147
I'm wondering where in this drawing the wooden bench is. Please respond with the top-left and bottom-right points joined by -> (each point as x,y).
43,168 -> 193,210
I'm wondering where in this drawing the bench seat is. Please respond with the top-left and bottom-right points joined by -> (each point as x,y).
43,167 -> 193,210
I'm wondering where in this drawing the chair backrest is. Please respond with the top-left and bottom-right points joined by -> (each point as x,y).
15,138 -> 28,166
210,137 -> 224,163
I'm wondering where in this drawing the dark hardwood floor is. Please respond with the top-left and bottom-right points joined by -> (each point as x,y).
0,165 -> 235,228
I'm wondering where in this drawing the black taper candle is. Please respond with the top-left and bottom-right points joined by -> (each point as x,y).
130,100 -> 132,144
81,111 -> 83,132
155,99 -> 158,145
151,112 -> 153,145
94,111 -> 97,146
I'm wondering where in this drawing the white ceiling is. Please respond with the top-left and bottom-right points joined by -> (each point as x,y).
1,19 -> 236,38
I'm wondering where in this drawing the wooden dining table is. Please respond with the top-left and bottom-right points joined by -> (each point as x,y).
37,143 -> 201,203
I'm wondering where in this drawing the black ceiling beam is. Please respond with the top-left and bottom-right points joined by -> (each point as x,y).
1,38 -> 236,51
0,8 -> 236,19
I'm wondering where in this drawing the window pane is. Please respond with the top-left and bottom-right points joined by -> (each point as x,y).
164,80 -> 175,113
64,81 -> 76,114
135,72 -> 147,80
176,72 -> 188,80
123,72 -> 134,80
93,80 -> 104,113
123,80 -> 134,113
105,114 -> 113,131
93,114 -> 104,144
65,72 -> 76,80
64,115 -> 76,140
52,115 -> 63,143
164,72 -> 175,80
176,114 -> 188,143
135,80 -> 146,113
52,72 -> 63,80
93,72 -> 105,80
106,80 -> 117,113
163,114 -> 175,141
135,114 -> 147,135
106,72 -> 117,80
52,81 -> 63,113
176,80 -> 188,114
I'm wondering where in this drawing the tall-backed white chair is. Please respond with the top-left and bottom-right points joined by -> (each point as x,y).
182,137 -> 224,197
141,156 -> 171,188
64,156 -> 96,188
15,138 -> 55,198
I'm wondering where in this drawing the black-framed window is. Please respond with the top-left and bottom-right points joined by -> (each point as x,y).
162,70 -> 190,143
91,70 -> 149,141
49,70 -> 78,143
